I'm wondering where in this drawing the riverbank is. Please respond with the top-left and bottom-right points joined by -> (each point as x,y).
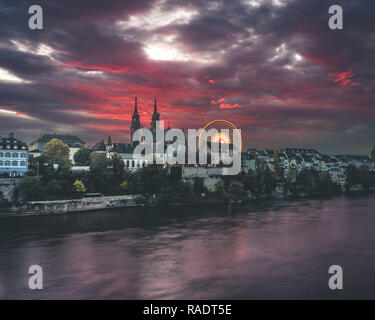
1,190 -> 374,217
1,195 -> 139,217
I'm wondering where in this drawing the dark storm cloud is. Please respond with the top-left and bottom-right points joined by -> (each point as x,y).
0,0 -> 374,153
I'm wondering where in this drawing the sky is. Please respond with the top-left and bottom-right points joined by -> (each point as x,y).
0,0 -> 374,154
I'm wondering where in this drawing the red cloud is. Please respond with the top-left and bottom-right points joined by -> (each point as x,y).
328,69 -> 359,89
220,103 -> 242,109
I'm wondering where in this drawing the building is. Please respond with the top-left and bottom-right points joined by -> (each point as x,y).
130,97 -> 141,144
150,97 -> 160,139
240,147 -> 374,187
334,154 -> 374,169
29,133 -> 85,163
0,133 -> 28,177
94,97 -> 167,170
181,167 -> 223,192
371,147 -> 375,162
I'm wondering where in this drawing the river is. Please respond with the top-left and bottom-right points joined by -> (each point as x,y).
0,195 -> 374,299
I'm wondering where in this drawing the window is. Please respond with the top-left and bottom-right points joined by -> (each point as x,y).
12,161 -> 18,166
5,152 -> 11,158
13,145 -> 18,150
20,161 -> 26,166
21,153 -> 26,158
12,153 -> 19,158
5,160 -> 10,166
0,152 -> 2,157
0,160 -> 3,166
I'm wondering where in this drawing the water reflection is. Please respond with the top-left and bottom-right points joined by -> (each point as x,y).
0,196 -> 375,299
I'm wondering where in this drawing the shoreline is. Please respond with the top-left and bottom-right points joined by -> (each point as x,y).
1,191 -> 373,218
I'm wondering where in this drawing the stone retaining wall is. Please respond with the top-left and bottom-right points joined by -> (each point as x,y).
6,195 -> 139,215
0,178 -> 21,202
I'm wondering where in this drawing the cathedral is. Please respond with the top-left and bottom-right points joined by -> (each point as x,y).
93,97 -> 168,170
130,97 -> 161,144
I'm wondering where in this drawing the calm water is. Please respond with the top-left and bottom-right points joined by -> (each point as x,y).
0,196 -> 375,299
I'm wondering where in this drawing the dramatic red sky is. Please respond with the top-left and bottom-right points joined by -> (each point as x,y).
0,0 -> 374,153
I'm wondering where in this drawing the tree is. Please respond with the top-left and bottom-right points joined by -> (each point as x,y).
73,148 -> 92,166
90,152 -> 109,173
120,180 -> 129,192
173,180 -> 193,194
45,179 -> 63,199
286,167 -> 298,196
43,138 -> 71,167
361,168 -> 375,191
88,152 -> 110,194
228,180 -> 246,201
213,180 -> 227,200
242,170 -> 256,195
127,166 -> 168,195
297,168 -> 318,194
73,179 -> 86,195
263,167 -> 277,196
273,150 -> 279,172
193,177 -> 207,194
345,164 -> 363,190
109,154 -> 126,186
16,176 -> 45,201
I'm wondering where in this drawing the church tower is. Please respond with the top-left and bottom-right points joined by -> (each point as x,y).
150,97 -> 160,138
130,97 -> 141,143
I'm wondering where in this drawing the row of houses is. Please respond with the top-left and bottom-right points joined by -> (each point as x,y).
1,132 -> 375,186
242,148 -> 375,186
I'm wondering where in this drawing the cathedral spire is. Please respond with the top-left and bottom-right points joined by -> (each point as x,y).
150,97 -> 160,138
134,96 -> 138,114
131,96 -> 141,144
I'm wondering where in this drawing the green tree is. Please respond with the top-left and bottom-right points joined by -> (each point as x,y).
193,177 -> 207,194
43,138 -> 71,167
345,164 -> 362,191
45,179 -> 63,199
242,170 -> 256,195
228,180 -> 246,201
109,154 -> 126,186
297,168 -> 318,194
120,180 -> 129,192
73,148 -> 92,166
90,152 -> 109,173
361,168 -> 374,191
127,166 -> 168,195
213,180 -> 227,200
16,176 -> 45,201
73,179 -> 86,194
